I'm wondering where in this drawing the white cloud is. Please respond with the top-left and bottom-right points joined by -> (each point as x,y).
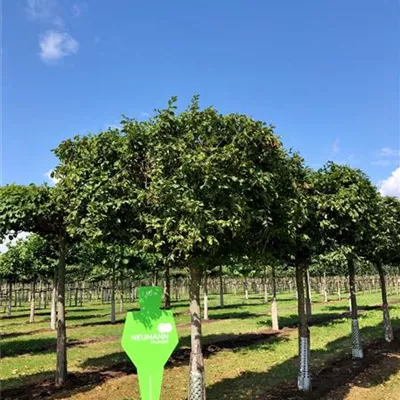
0,232 -> 31,254
332,139 -> 340,154
26,0 -> 56,20
380,147 -> 400,157
379,167 -> 400,198
25,0 -> 63,27
44,169 -> 60,185
72,2 -> 88,18
373,147 -> 400,167
140,112 -> 151,118
39,30 -> 79,62
372,159 -> 391,167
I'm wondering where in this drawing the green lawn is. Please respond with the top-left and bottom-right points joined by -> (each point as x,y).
1,289 -> 399,399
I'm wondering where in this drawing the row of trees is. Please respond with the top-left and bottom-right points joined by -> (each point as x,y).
1,97 -> 399,398
3,241 -> 397,321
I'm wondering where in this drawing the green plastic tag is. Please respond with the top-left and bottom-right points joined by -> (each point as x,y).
121,286 -> 179,400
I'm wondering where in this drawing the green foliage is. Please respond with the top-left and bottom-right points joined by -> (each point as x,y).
366,196 -> 400,266
0,234 -> 55,282
129,97 -> 293,265
313,162 -> 380,259
0,184 -> 64,238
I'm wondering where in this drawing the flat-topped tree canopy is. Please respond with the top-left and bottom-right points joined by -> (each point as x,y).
0,234 -> 56,283
131,96 -> 296,264
312,162 -> 380,255
53,127 -> 145,246
53,96 -> 298,265
365,196 -> 400,267
0,184 -> 65,238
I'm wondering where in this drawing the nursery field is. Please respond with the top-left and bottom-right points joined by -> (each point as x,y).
1,290 -> 400,400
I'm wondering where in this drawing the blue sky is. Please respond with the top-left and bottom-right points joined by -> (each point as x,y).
2,0 -> 399,196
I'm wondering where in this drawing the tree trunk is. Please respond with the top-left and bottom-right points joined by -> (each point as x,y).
323,272 -> 328,302
337,278 -> 341,301
79,282 -> 84,307
203,271 -> 209,320
51,265 -> 58,330
304,267 -> 312,322
120,292 -> 124,313
188,264 -> 205,399
37,282 -> 42,309
44,283 -> 49,309
55,233 -> 67,386
271,265 -> 279,331
7,281 -> 12,317
111,265 -> 116,324
349,258 -> 363,359
263,266 -> 269,303
244,278 -> 249,301
219,265 -> 224,307
377,263 -> 394,342
29,281 -> 36,323
164,263 -> 171,309
296,261 -> 311,391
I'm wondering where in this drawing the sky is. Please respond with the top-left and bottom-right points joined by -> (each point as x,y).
1,0 -> 399,198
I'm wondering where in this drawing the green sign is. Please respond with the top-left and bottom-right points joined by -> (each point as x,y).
121,286 -> 179,400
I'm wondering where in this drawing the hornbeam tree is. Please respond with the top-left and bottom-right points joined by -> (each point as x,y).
136,97 -> 299,399
313,162 -> 380,360
0,239 -> 26,317
0,184 -> 69,385
270,162 -> 320,392
365,195 -> 400,342
54,97 -> 297,399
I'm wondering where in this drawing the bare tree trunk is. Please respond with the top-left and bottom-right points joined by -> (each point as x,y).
37,282 -> 41,310
304,267 -> 312,322
263,266 -> 269,303
164,263 -> 171,309
323,272 -> 328,303
55,233 -> 67,386
7,281 -> 12,317
188,264 -> 206,399
271,265 -> 279,331
377,263 -> 394,342
111,265 -> 116,324
349,258 -> 363,359
51,265 -> 58,330
44,283 -> 49,309
244,278 -> 249,301
79,282 -> 84,307
296,261 -> 311,391
337,278 -> 341,301
203,271 -> 209,320
29,281 -> 36,323
219,265 -> 224,307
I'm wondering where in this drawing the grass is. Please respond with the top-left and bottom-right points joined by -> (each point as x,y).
1,288 -> 400,399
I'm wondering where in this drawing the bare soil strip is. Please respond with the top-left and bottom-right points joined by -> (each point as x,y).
260,330 -> 400,400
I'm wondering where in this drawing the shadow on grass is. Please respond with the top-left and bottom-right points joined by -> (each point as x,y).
206,322 -> 400,400
256,308 -> 386,331
207,311 -> 259,320
2,320 -> 399,400
80,330 -> 288,370
0,310 -> 52,320
1,337 -> 57,358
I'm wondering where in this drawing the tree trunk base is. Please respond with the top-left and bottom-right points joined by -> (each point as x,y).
203,294 -> 208,320
271,298 -> 279,331
351,319 -> 363,359
298,336 -> 311,391
189,371 -> 205,400
383,303 -> 394,342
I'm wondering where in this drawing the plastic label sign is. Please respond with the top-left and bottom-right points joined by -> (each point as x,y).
121,286 -> 179,400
